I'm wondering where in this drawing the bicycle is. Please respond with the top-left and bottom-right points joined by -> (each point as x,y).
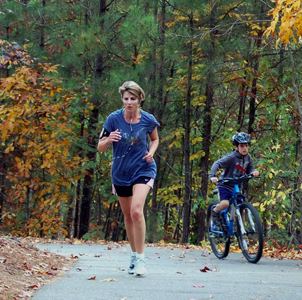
207,174 -> 263,263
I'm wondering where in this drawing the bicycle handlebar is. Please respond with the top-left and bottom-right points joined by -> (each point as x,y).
217,174 -> 259,185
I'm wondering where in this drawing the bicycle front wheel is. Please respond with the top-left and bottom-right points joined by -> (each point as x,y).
207,202 -> 230,259
236,202 -> 263,263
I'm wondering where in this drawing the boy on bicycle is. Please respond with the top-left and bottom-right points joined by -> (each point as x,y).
209,132 -> 259,230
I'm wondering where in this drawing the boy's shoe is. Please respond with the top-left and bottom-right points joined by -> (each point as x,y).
212,206 -> 221,231
127,256 -> 136,274
134,258 -> 147,276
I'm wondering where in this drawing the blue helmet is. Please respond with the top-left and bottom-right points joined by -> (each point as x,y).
232,132 -> 251,146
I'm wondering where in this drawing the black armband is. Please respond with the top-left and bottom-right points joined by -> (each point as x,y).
99,128 -> 110,139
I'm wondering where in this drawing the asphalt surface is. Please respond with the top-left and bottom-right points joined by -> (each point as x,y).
32,243 -> 302,300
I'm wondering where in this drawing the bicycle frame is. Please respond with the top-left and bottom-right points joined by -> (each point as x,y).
211,182 -> 246,236
208,174 -> 263,263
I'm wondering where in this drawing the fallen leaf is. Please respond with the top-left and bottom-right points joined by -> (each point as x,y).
73,239 -> 82,245
200,266 -> 211,272
88,276 -> 96,280
46,271 -> 55,276
28,284 -> 39,290
18,290 -> 32,298
100,278 -> 117,282
24,262 -> 32,270
232,248 -> 242,253
40,263 -> 48,268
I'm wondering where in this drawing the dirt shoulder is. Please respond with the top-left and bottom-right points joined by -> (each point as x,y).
0,236 -> 75,300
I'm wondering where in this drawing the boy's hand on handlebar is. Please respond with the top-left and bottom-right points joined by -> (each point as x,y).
251,170 -> 260,177
210,177 -> 218,184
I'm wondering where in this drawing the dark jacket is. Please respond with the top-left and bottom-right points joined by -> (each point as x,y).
209,150 -> 256,191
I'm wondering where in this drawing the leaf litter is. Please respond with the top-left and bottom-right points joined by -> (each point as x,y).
0,237 -> 301,299
0,236 -> 75,300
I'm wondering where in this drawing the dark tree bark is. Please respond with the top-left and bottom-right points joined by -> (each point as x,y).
148,0 -> 165,243
78,0 -> 106,238
182,15 -> 193,244
248,4 -> 264,134
40,0 -> 46,49
238,73 -> 248,128
196,6 -> 217,244
0,156 -> 4,225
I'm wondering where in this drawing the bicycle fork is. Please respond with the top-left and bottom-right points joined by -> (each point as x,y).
236,208 -> 247,235
236,207 -> 256,235
246,208 -> 256,233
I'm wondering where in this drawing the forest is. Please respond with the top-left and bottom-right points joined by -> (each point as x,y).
0,0 -> 302,250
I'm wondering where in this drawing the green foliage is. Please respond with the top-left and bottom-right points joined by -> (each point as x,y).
1,0 -> 302,248
82,223 -> 105,241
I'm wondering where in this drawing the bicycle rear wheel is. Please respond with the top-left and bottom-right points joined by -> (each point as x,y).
236,202 -> 263,263
207,202 -> 230,259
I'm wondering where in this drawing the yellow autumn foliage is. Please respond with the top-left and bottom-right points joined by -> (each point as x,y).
0,62 -> 85,237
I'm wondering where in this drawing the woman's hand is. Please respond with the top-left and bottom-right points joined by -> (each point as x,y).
98,129 -> 121,152
143,151 -> 154,163
108,129 -> 121,143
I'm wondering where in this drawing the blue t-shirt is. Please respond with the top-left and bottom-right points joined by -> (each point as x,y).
102,108 -> 160,186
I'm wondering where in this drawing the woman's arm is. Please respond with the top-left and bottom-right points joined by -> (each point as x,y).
143,127 -> 159,163
148,127 -> 159,155
97,129 -> 121,152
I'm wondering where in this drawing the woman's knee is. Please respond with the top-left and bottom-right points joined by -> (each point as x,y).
123,211 -> 132,222
131,208 -> 144,221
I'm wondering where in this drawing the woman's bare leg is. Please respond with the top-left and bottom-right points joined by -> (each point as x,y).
131,184 -> 150,253
118,196 -> 136,252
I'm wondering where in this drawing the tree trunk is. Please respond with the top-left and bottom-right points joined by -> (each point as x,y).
0,154 -> 5,225
197,83 -> 213,243
289,46 -> 302,247
248,4 -> 263,134
182,15 -> 193,244
149,0 -> 164,243
79,106 -> 99,238
78,0 -> 106,238
195,6 -> 217,244
67,183 -> 77,239
40,0 -> 46,49
238,73 -> 248,128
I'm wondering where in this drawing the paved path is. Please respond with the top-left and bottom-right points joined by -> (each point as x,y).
32,243 -> 302,300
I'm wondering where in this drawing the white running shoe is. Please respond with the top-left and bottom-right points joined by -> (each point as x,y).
127,255 -> 136,274
134,258 -> 147,276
